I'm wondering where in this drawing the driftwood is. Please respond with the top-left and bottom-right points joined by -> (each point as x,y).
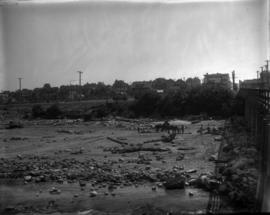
177,147 -> 195,150
143,139 -> 161,144
107,137 -> 128,146
114,147 -> 169,153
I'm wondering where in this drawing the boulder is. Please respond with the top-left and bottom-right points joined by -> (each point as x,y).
24,175 -> 32,182
90,190 -> 98,197
163,175 -> 186,189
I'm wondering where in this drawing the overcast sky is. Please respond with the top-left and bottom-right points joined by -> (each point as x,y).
0,0 -> 268,91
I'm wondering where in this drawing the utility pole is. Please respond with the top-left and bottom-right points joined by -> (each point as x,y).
69,80 -> 76,101
265,60 -> 269,72
232,70 -> 235,90
17,77 -> 23,103
77,71 -> 83,86
77,71 -> 83,101
18,77 -> 23,91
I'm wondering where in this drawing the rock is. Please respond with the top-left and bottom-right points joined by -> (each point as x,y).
49,187 -> 61,194
5,121 -> 23,129
214,136 -> 223,141
209,154 -> 218,161
176,153 -> 184,161
24,175 -> 32,182
218,183 -> 228,193
163,175 -> 186,189
79,181 -> 86,187
152,186 -> 157,191
119,158 -> 124,162
231,174 -> 239,182
186,169 -> 197,174
189,192 -> 194,196
222,167 -> 234,176
90,190 -> 98,197
222,144 -> 231,153
5,206 -> 15,211
156,182 -> 163,187
232,158 -> 253,170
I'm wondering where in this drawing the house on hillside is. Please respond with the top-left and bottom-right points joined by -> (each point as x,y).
131,81 -> 152,98
186,77 -> 201,88
203,73 -> 231,89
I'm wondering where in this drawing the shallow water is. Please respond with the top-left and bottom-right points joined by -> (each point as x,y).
0,182 -> 209,214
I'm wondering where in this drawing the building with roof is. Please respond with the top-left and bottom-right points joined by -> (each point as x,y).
203,73 -> 231,89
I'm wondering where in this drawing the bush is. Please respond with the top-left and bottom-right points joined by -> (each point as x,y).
129,85 -> 235,118
32,104 -> 45,118
131,92 -> 161,117
45,104 -> 62,119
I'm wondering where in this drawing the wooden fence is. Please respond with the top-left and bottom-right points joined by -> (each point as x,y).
239,87 -> 270,212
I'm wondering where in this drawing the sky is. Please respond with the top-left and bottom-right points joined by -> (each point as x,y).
0,0 -> 268,91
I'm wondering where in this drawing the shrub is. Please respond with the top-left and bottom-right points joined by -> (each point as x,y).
45,104 -> 62,119
32,104 -> 45,118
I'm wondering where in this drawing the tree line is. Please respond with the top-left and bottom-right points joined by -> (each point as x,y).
1,77 -> 201,104
29,83 -> 243,119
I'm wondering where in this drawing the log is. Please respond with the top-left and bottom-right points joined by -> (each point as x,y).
116,147 -> 169,153
177,147 -> 195,150
107,136 -> 128,145
143,139 -> 162,144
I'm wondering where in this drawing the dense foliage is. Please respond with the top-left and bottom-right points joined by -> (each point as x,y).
131,85 -> 236,118
6,77 -> 242,119
0,78 -> 199,104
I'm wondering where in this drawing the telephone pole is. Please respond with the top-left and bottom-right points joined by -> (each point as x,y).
17,77 -> 23,103
265,60 -> 269,72
18,77 -> 23,91
77,71 -> 83,101
77,71 -> 83,86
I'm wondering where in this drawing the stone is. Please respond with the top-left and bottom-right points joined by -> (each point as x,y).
176,154 -> 184,161
209,154 -> 218,162
90,190 -> 98,197
214,136 -> 223,141
231,174 -> 239,181
79,181 -> 86,187
163,175 -> 186,189
24,175 -> 32,182
186,169 -> 197,174
189,192 -> 194,196
49,187 -> 61,194
218,184 -> 228,193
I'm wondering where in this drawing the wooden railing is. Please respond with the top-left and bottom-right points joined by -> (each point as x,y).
239,86 -> 270,212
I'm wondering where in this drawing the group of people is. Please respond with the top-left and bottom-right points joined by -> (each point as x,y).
155,121 -> 186,134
